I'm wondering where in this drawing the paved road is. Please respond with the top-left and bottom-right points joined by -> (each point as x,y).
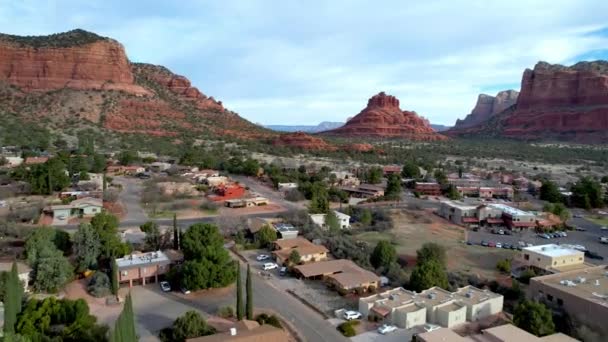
131,260 -> 346,342
114,176 -> 148,224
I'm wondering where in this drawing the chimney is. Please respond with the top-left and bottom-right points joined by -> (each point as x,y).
230,327 -> 237,336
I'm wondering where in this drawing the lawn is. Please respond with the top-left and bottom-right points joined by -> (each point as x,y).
586,216 -> 608,227
354,208 -> 517,280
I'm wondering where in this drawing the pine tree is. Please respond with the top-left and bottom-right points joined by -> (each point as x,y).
102,172 -> 107,191
246,264 -> 253,320
111,293 -> 137,342
3,262 -> 23,334
173,213 -> 179,250
111,259 -> 119,296
236,261 -> 244,320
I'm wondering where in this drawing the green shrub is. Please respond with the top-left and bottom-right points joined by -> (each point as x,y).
87,271 -> 111,298
255,313 -> 282,329
337,320 -> 359,337
217,306 -> 234,319
496,259 -> 511,273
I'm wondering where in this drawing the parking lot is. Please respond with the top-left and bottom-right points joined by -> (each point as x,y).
467,219 -> 608,262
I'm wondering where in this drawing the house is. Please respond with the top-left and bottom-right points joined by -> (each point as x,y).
309,210 -> 351,229
4,156 -> 23,167
48,197 -> 103,225
456,186 -> 514,200
244,197 -> 269,207
115,250 -> 172,287
359,286 -> 503,329
24,156 -> 49,165
77,172 -> 104,190
277,182 -> 298,192
247,217 -> 282,235
516,244 -> 585,274
340,184 -> 385,198
0,262 -> 32,291
272,223 -> 299,240
272,237 -> 328,265
329,171 -> 360,187
447,177 -> 481,188
149,162 -> 172,172
528,264 -> 608,338
383,165 -> 402,176
186,319 -> 288,342
293,259 -> 380,293
416,324 -> 578,342
225,199 -> 247,208
415,182 -> 441,196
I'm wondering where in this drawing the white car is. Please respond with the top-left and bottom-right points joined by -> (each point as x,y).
262,262 -> 278,270
256,254 -> 270,261
343,311 -> 362,320
159,281 -> 171,292
378,324 -> 397,334
601,226 -> 608,231
423,324 -> 441,333
495,242 -> 502,248
180,287 -> 191,294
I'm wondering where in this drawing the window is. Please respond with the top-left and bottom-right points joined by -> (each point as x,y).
547,294 -> 553,301
121,271 -> 127,276
524,254 -> 530,260
557,298 -> 563,306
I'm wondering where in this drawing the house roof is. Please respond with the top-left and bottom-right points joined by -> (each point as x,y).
274,237 -> 315,250
186,320 -> 288,342
115,251 -> 171,269
294,259 -> 380,288
417,328 -> 470,342
24,156 -> 49,165
274,244 -> 328,261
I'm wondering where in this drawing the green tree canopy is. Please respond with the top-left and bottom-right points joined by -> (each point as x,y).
539,180 -> 562,203
255,225 -> 278,248
571,176 -> 604,209
90,212 -> 130,260
3,262 -> 23,334
543,203 -> 571,222
288,250 -> 301,265
401,161 -> 421,179
446,184 -> 461,200
325,210 -> 341,232
408,259 -> 448,292
365,167 -> 383,184
111,293 -> 136,342
433,169 -> 448,186
160,310 -> 215,342
385,174 -> 402,199
31,247 -> 73,293
370,241 -> 397,269
73,223 -> 102,272
360,209 -> 372,226
309,182 -> 330,214
117,150 -> 137,166
513,300 -> 555,336
416,243 -> 447,267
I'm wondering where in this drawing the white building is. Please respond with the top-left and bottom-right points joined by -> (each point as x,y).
278,183 -> 298,192
310,211 -> 351,229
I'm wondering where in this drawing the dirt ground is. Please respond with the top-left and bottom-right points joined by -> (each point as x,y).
355,208 -> 517,280
63,278 -> 123,327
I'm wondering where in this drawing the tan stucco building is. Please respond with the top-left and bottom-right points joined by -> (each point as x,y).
416,324 -> 579,342
518,244 -> 585,273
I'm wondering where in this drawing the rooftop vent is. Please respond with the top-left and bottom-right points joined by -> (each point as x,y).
465,292 -> 473,298
560,280 -> 577,287
428,293 -> 436,299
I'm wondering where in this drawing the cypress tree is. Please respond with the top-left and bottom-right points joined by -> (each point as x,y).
173,213 -> 179,250
111,293 -> 137,342
236,261 -> 244,320
3,262 -> 22,334
111,259 -> 119,296
102,172 -> 107,191
246,263 -> 253,320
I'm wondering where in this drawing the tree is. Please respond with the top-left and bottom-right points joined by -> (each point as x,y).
458,166 -> 464,179
255,225 -> 278,248
111,259 -> 119,296
401,161 -> 420,179
539,180 -> 562,203
408,259 -> 448,292
571,176 -> 604,208
384,174 -> 402,200
25,158 -> 70,194
365,167 -> 383,184
111,293 -> 137,342
73,223 -> 101,272
601,175 -> 608,184
513,300 -> 555,336
141,221 -> 168,251
91,212 -> 130,260
370,241 -> 397,269
3,262 -> 23,334
543,203 -> 571,222
25,227 -> 71,265
288,250 -> 301,265
360,209 -> 372,226
446,184 -> 461,200
433,169 -> 447,186
285,188 -> 305,202
160,310 -> 215,342
179,224 -> 236,290
102,172 -> 108,191
117,150 -> 137,166
173,213 -> 179,250
325,210 -> 341,232
246,264 -> 253,320
31,247 -> 73,292
309,182 -> 329,214
417,243 -> 447,267
87,271 -> 111,298
236,262 -> 244,320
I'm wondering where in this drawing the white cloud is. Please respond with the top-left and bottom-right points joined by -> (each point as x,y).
1,0 -> 608,125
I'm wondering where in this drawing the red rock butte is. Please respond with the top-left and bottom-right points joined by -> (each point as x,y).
273,132 -> 336,150
321,92 -> 447,141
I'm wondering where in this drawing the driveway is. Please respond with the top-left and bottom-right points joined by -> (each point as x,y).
114,176 -> 148,224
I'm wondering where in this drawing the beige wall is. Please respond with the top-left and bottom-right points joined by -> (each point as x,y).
519,250 -> 584,270
393,306 -> 427,329
435,304 -> 467,328
466,296 -> 504,321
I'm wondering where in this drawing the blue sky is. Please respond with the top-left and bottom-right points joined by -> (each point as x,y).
2,1 -> 608,125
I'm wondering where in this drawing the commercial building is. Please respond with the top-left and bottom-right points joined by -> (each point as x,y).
448,177 -> 482,188
272,237 -> 328,265
186,319 -> 287,342
415,182 -> 442,196
115,250 -> 172,287
359,286 -> 503,329
488,203 -> 536,229
456,186 -> 514,200
528,265 -> 608,337
438,201 -> 479,226
294,259 -> 380,293
517,244 -> 585,273
416,324 -> 578,342
383,165 -> 402,176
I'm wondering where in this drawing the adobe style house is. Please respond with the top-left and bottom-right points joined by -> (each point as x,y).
383,165 -> 402,176
115,250 -> 173,287
340,184 -> 385,198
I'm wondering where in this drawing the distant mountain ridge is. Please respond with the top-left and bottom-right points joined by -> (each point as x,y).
265,121 -> 343,133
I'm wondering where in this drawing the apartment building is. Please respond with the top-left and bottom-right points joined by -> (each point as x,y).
438,201 -> 479,225
415,182 -> 442,196
116,250 -> 172,287
359,286 -> 503,329
517,244 -> 585,273
456,186 -> 514,200
528,265 -> 608,338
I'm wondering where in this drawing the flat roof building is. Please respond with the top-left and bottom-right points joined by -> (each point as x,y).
416,324 -> 579,342
116,250 -> 172,287
517,244 -> 585,273
272,222 -> 299,240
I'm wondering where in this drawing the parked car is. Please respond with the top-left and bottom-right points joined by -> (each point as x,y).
573,214 -> 583,218
585,250 -> 604,260
498,229 -> 505,235
488,242 -> 496,247
495,242 -> 503,248
343,311 -> 362,320
539,233 -> 551,239
481,241 -> 489,247
559,231 -> 568,237
263,262 -> 278,270
504,230 -> 512,235
256,254 -> 270,261
575,226 -> 587,231
180,287 -> 191,294
599,236 -> 608,244
466,241 -> 473,245
378,324 -> 398,334
279,267 -> 288,276
159,281 -> 171,292
503,243 -> 512,249
601,226 -> 608,231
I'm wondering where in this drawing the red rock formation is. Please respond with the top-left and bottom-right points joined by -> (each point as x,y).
345,143 -> 374,152
454,90 -> 518,129
0,30 -> 149,95
147,71 -> 224,112
322,92 -> 447,140
448,61 -> 608,143
104,100 -> 189,136
273,132 -> 336,150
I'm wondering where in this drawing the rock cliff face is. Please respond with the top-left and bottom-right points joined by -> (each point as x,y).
447,61 -> 608,143
454,90 -> 518,128
0,29 -> 149,95
321,92 -> 447,140
273,132 -> 336,150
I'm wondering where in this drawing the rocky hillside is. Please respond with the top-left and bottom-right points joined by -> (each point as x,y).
320,92 -> 447,141
453,90 -> 518,129
448,61 -> 608,143
0,29 -> 271,142
273,131 -> 336,150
